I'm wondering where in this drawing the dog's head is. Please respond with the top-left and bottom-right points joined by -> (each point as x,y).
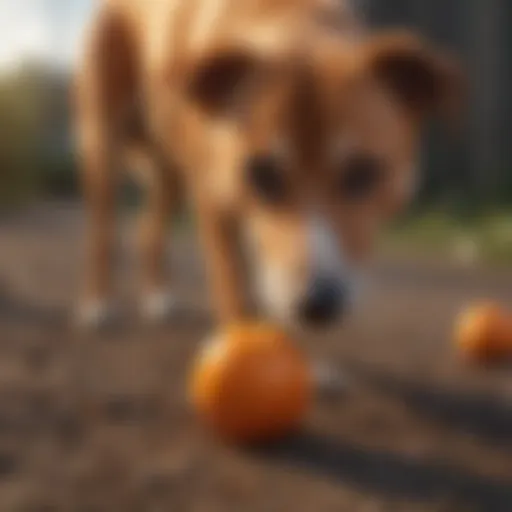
183,30 -> 460,329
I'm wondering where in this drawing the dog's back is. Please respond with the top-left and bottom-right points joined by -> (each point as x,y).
93,0 -> 358,67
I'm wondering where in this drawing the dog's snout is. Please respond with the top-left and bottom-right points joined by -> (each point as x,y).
297,277 -> 345,327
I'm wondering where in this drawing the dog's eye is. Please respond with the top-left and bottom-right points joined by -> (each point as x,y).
338,154 -> 383,200
246,155 -> 287,203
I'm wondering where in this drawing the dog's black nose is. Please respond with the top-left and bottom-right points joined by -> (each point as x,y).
297,277 -> 345,327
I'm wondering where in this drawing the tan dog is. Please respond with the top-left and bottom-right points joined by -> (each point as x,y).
74,0 -> 459,330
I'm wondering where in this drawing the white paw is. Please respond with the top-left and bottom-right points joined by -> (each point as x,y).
76,300 -> 117,330
313,361 -> 349,398
140,291 -> 179,323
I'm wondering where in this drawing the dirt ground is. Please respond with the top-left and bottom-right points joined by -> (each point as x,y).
0,202 -> 511,512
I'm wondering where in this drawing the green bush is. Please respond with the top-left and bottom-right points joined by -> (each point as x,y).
0,64 -> 78,207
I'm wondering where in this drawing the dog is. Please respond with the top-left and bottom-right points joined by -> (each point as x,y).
74,0 -> 459,332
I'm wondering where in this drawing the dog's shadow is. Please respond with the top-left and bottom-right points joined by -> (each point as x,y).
253,431 -> 512,511
348,363 -> 512,444
252,363 -> 512,511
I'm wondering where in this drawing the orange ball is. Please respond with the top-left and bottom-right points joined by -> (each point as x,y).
189,323 -> 312,444
455,302 -> 512,361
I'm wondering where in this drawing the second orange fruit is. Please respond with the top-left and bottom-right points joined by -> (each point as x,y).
455,302 -> 512,361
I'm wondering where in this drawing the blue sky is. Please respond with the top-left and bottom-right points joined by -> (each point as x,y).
0,0 -> 95,71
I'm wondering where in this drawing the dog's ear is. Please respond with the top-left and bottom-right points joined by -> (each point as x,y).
366,31 -> 462,122
184,47 -> 265,116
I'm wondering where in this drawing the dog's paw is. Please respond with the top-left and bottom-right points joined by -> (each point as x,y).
140,290 -> 180,324
76,299 -> 118,331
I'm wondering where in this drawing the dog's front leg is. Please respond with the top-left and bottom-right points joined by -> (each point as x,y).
196,204 -> 248,324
